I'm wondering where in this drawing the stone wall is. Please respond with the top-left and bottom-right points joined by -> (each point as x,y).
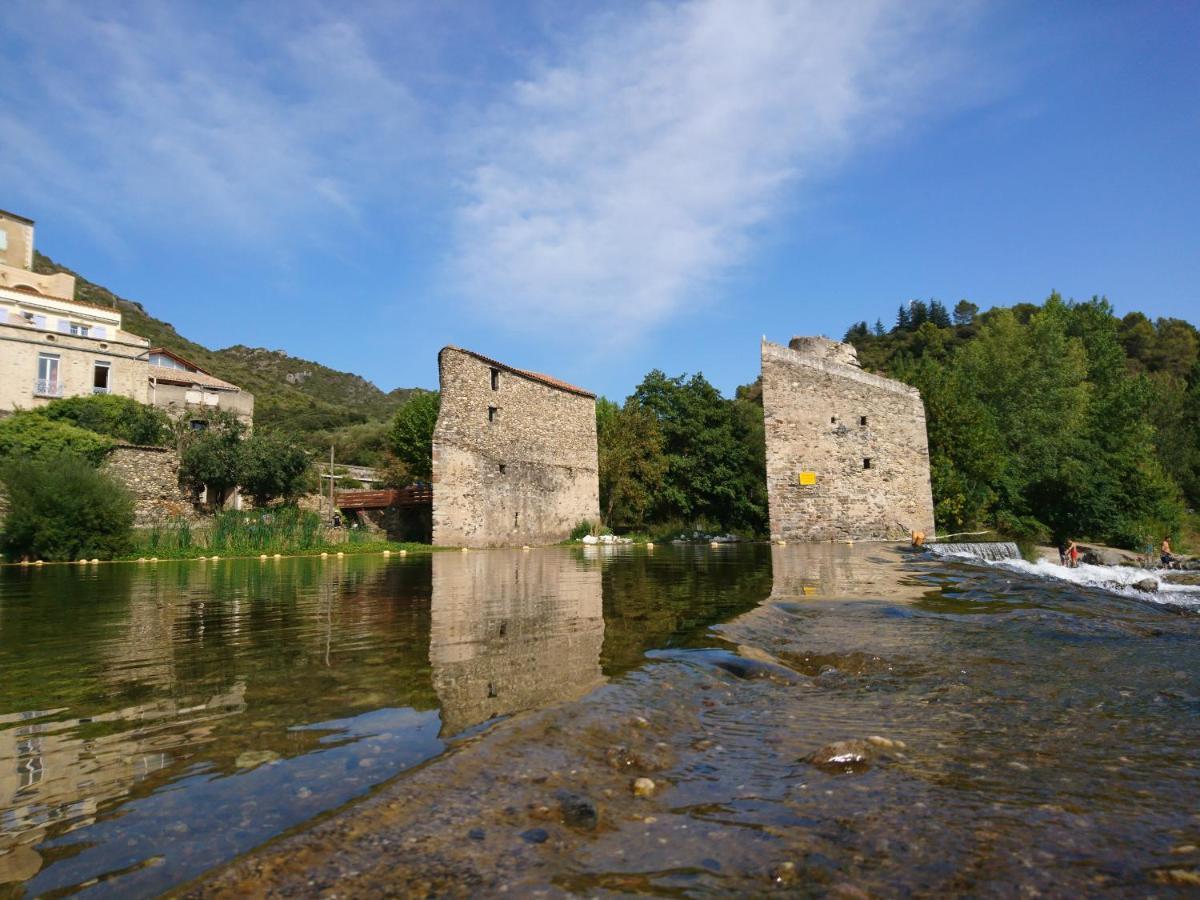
429,549 -> 604,736
101,445 -> 196,526
432,346 -> 600,548
761,337 -> 935,542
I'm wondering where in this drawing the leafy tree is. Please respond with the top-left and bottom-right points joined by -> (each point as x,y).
596,398 -> 667,529
388,392 -> 440,481
238,432 -> 312,506
0,454 -> 134,561
952,300 -> 979,327
179,415 -> 244,502
629,371 -> 766,533
37,394 -> 171,446
1147,317 -> 1199,380
0,412 -> 114,464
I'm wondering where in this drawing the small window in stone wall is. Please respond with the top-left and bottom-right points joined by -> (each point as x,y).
830,416 -> 837,425
860,416 -> 868,426
498,463 -> 506,474
488,406 -> 498,423
490,368 -> 500,391
863,458 -> 872,470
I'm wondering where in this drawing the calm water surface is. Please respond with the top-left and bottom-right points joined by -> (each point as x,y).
2,545 -> 1199,896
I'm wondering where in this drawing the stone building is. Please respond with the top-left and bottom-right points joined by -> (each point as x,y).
0,209 -> 253,427
761,336 -> 935,542
146,347 -> 254,428
0,210 -> 153,413
431,346 -> 600,548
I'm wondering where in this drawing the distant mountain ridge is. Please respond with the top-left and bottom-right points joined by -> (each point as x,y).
32,252 -> 424,433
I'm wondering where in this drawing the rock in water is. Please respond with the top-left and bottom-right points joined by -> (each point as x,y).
632,777 -> 657,797
805,740 -> 873,773
1133,578 -> 1159,593
235,749 -> 281,769
557,792 -> 599,831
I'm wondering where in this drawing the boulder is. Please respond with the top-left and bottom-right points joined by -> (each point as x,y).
1132,578 -> 1159,593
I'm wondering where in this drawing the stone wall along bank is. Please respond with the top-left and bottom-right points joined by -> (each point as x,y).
761,337 -> 935,543
101,445 -> 196,526
432,347 -> 600,548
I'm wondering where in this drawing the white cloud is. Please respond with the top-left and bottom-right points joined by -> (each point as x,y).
453,0 -> 981,338
0,1 -> 420,245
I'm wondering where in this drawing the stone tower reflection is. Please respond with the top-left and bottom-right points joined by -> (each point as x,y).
430,550 -> 605,736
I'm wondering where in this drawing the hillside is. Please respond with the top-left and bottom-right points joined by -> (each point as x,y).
32,252 -> 424,447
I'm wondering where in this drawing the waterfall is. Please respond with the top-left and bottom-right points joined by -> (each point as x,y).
928,541 -> 1022,561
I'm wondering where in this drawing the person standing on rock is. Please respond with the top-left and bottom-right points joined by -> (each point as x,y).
1161,536 -> 1175,569
1067,540 -> 1079,568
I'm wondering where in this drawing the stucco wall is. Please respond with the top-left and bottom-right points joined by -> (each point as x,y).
431,347 -> 600,547
429,549 -> 604,736
0,323 -> 151,413
761,338 -> 935,542
150,382 -> 255,427
101,445 -> 196,526
0,214 -> 35,271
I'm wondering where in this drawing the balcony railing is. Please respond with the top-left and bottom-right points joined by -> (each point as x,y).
35,379 -> 65,398
92,386 -> 111,395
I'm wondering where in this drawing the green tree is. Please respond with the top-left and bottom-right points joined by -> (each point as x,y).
179,416 -> 245,502
387,391 -> 440,481
597,397 -> 667,529
238,432 -> 312,506
952,300 -> 979,327
0,412 -> 114,464
0,454 -> 134,561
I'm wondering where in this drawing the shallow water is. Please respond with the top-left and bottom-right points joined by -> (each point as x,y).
3,545 -> 1200,896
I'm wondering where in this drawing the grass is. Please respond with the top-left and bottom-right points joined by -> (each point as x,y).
123,507 -> 439,561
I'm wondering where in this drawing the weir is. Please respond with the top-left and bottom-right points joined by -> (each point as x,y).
927,541 -> 1022,561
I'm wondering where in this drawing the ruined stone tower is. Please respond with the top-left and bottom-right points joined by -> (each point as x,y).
431,346 -> 601,548
761,336 -> 935,542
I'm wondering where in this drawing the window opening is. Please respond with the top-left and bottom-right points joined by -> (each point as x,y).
36,353 -> 60,396
93,361 -> 111,394
860,416 -> 868,426
863,458 -> 872,470
498,463 -> 506,474
488,406 -> 498,423
830,416 -> 837,424
69,323 -> 90,337
490,367 -> 500,390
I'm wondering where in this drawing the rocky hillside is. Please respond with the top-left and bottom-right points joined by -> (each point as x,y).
33,252 -> 422,436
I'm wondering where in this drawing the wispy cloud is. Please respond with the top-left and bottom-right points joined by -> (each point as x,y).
453,0 -> 981,339
0,1 -> 420,245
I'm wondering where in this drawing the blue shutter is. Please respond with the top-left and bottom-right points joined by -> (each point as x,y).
92,325 -> 107,339
57,319 -> 70,333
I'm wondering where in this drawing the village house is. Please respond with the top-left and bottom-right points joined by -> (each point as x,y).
0,208 -> 253,428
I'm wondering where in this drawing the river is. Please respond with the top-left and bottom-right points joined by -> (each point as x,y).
1,544 -> 1198,896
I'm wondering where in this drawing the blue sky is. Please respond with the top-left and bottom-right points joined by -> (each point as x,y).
1,1 -> 1196,400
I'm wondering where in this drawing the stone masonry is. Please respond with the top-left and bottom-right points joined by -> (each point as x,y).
761,337 -> 935,542
101,445 -> 196,526
432,346 -> 600,548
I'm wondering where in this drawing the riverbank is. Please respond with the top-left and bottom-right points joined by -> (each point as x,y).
0,540 -> 442,566
183,544 -> 1200,896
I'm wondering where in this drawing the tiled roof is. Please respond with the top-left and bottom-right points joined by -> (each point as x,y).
147,347 -> 241,392
442,346 -> 596,398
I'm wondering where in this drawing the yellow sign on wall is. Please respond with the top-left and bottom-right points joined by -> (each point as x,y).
798,471 -> 817,486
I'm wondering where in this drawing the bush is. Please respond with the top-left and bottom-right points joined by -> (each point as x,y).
0,454 -> 134,561
37,394 -> 171,446
0,412 -> 114,464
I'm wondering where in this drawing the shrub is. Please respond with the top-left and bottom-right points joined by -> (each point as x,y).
179,420 -> 243,502
0,454 -> 134,561
0,412 -> 114,464
37,394 -> 171,446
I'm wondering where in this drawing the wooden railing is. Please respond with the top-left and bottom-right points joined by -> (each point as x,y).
335,485 -> 433,510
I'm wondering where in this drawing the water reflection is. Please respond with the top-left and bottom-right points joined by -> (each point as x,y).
430,551 -> 605,736
0,546 -> 772,895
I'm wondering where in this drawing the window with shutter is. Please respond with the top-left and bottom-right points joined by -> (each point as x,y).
33,314 -> 46,329
92,325 -> 107,339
